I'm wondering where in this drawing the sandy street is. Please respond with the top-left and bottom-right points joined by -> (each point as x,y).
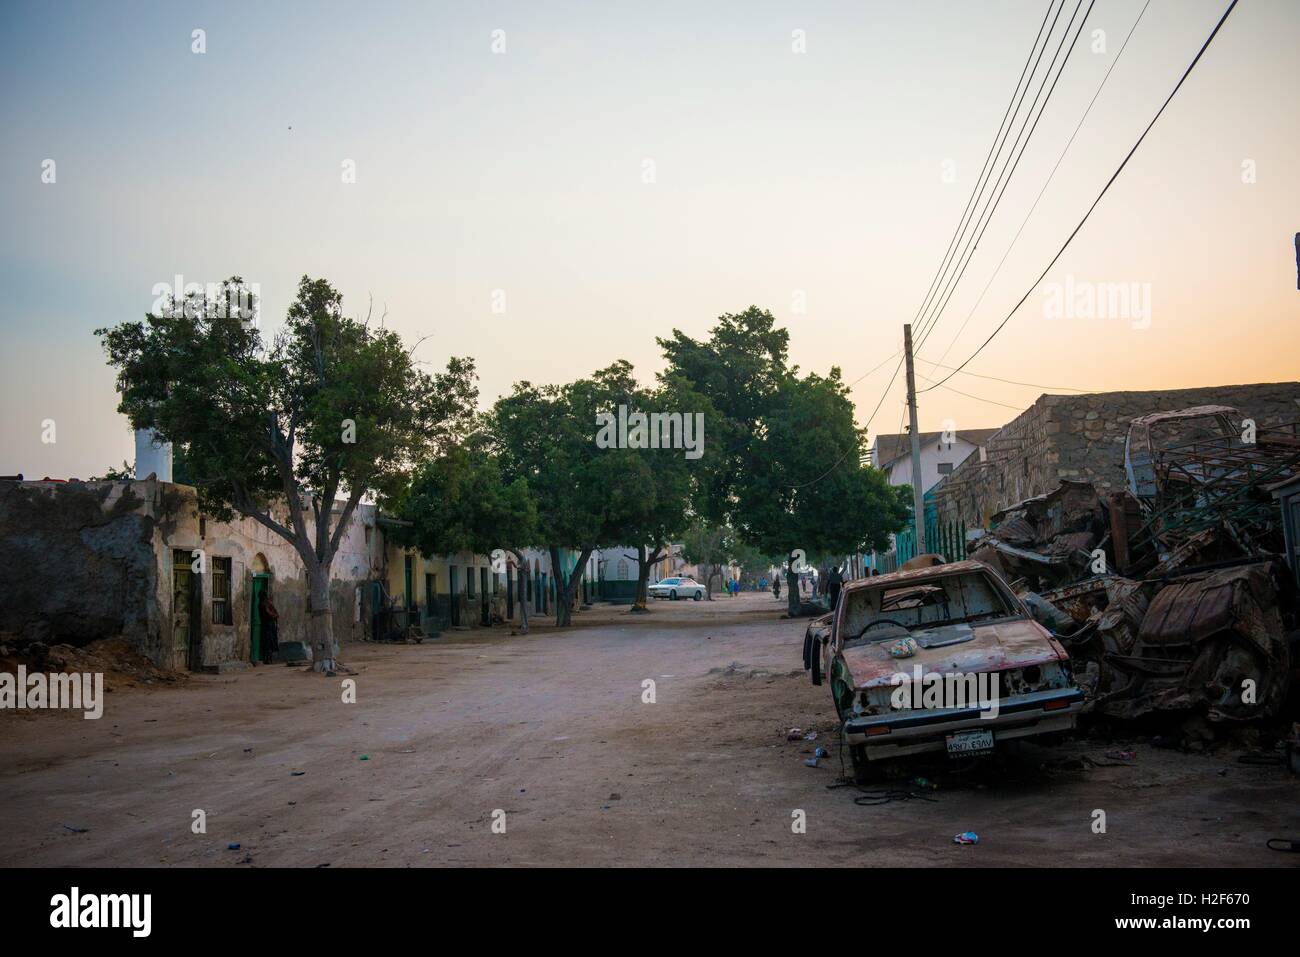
2,592 -> 1297,868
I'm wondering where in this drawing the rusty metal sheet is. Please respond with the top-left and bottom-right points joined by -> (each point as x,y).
1128,405 -> 1242,429
1139,570 -> 1238,646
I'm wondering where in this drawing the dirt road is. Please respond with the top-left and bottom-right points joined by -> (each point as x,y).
2,592 -> 1297,867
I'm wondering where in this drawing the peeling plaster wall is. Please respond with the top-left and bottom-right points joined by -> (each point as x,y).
0,479 -> 383,670
0,480 -> 161,652
934,382 -> 1300,528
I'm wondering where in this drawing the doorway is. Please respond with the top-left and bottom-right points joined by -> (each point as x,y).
250,574 -> 270,663
171,549 -> 200,670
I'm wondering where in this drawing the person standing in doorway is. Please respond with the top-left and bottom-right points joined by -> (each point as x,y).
259,589 -> 280,664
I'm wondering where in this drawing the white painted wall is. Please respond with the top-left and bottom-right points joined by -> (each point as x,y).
878,435 -> 981,494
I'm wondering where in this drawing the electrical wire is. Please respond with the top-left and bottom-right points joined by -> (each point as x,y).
922,377 -> 1032,411
930,0 -> 1152,368
920,0 -> 1240,393
915,0 -> 1094,352
847,350 -> 901,388
907,0 -> 1062,337
915,357 -> 1087,392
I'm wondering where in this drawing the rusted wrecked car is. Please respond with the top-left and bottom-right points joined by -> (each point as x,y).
803,560 -> 1083,780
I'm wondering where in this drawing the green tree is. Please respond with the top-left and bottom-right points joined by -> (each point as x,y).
393,439 -> 539,632
489,364 -> 620,627
738,369 -> 910,614
680,522 -> 737,600
97,276 -> 477,670
657,307 -> 789,527
729,538 -> 781,585
614,378 -> 701,611
661,307 -> 909,614
89,461 -> 133,481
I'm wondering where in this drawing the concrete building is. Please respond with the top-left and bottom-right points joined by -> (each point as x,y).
870,428 -> 1000,495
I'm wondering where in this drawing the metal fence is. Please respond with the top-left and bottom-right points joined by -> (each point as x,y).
873,516 -> 967,574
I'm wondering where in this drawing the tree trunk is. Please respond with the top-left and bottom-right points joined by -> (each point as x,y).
706,563 -> 723,601
549,545 -> 594,628
632,544 -> 650,611
307,562 -> 336,672
510,549 -> 530,635
629,544 -> 664,613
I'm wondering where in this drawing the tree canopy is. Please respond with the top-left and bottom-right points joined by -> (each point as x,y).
96,275 -> 476,667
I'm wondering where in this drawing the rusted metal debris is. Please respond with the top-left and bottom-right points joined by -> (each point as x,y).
970,406 -> 1300,724
1123,406 -> 1300,572
1029,563 -> 1293,721
967,481 -> 1107,591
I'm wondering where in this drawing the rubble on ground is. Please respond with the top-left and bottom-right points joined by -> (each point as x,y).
0,634 -> 186,692
968,481 -> 1107,590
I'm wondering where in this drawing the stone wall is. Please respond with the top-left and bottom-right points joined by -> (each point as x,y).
934,381 -> 1300,528
0,480 -> 160,652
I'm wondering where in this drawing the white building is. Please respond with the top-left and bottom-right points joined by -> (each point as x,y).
870,427 -> 1000,495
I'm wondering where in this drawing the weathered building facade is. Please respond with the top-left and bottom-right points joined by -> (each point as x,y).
2,472 -> 624,671
0,478 -> 382,671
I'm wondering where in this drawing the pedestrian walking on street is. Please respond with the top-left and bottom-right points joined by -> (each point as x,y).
827,564 -> 843,610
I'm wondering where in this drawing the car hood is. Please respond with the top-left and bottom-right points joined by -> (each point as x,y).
840,618 -> 1066,690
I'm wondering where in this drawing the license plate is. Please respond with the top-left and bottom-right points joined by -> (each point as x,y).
946,728 -> 994,756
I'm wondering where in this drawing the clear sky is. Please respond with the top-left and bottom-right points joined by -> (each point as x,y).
2,0 -> 1296,478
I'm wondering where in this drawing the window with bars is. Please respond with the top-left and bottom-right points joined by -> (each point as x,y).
211,557 -> 233,625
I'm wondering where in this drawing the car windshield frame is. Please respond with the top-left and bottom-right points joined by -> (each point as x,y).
839,569 -> 1024,645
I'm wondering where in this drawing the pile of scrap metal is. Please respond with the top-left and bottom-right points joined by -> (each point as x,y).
967,481 -> 1108,591
1120,405 -> 1300,574
1030,562 -> 1293,722
977,406 -> 1300,724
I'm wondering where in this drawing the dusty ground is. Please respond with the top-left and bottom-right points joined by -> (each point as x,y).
2,592 -> 1297,867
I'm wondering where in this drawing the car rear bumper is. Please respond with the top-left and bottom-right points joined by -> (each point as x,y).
843,687 -> 1084,760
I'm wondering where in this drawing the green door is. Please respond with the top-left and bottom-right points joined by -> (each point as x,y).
250,575 -> 269,663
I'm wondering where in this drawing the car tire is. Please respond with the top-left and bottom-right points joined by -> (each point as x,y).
841,728 -> 882,784
848,743 -> 879,784
692,590 -> 702,601
670,590 -> 678,601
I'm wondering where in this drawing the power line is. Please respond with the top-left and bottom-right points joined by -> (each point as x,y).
847,350 -> 901,388
915,0 -> 1090,350
906,0 -> 1061,337
931,0 -> 1152,368
915,0 -> 1094,353
915,356 -> 1086,392
922,376 -> 1032,411
920,0 -> 1240,394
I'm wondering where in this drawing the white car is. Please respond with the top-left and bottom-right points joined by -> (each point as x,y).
648,576 -> 705,601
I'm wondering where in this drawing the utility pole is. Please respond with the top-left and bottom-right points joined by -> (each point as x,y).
903,323 -> 926,554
